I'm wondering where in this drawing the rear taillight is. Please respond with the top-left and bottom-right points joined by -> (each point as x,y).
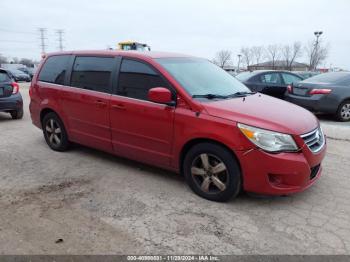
287,85 -> 293,93
11,82 -> 19,94
309,89 -> 332,95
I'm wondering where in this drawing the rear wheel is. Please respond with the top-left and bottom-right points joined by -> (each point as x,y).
336,100 -> 350,121
183,142 -> 241,202
10,109 -> 23,119
42,112 -> 70,151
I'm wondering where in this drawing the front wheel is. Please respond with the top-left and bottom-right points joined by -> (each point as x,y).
336,100 -> 350,122
183,142 -> 241,202
42,112 -> 70,151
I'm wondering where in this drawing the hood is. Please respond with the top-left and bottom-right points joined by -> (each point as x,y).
202,93 -> 318,135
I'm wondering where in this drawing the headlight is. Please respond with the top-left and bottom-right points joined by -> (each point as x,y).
237,123 -> 298,153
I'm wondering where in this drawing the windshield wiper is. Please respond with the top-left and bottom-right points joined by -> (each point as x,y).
228,91 -> 256,97
192,94 -> 229,99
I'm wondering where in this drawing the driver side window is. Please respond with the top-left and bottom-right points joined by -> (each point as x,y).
117,59 -> 171,101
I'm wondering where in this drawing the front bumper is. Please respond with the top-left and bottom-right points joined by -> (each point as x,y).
236,139 -> 326,195
0,93 -> 23,112
285,93 -> 337,114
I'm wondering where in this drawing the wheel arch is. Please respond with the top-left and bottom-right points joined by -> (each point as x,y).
179,138 -> 242,176
40,108 -> 57,125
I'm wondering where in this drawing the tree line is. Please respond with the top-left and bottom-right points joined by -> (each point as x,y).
213,40 -> 329,71
0,54 -> 38,68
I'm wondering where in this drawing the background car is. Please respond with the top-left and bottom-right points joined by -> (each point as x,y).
6,68 -> 31,82
0,68 -> 24,119
236,70 -> 303,99
18,67 -> 35,79
294,71 -> 320,80
285,72 -> 350,121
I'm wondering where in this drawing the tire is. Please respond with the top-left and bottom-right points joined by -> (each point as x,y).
42,112 -> 70,151
10,109 -> 24,119
336,100 -> 350,122
183,142 -> 241,202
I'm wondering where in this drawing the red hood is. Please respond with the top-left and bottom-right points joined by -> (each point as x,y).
202,94 -> 318,135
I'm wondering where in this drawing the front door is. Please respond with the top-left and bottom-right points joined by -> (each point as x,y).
109,58 -> 175,167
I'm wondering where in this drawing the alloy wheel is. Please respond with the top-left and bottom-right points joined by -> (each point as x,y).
340,103 -> 350,120
45,119 -> 62,146
191,153 -> 228,194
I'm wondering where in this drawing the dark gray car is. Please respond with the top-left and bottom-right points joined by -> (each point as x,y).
236,70 -> 303,99
285,72 -> 350,121
0,69 -> 24,119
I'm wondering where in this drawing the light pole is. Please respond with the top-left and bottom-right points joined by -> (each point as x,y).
237,54 -> 241,72
312,31 -> 323,71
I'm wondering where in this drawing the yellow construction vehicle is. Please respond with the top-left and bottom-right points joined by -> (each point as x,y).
117,41 -> 151,51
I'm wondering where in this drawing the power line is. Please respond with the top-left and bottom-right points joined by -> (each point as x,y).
0,40 -> 37,44
38,28 -> 47,54
0,28 -> 37,35
56,29 -> 64,51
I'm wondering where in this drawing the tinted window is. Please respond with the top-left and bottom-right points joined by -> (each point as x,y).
70,56 -> 114,93
260,73 -> 282,84
118,59 -> 170,100
0,71 -> 10,82
281,73 -> 302,84
38,55 -> 70,84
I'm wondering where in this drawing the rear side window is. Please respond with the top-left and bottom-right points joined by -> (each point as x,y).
0,71 -> 10,82
260,73 -> 282,84
70,56 -> 114,93
118,59 -> 170,100
281,73 -> 302,85
38,55 -> 70,85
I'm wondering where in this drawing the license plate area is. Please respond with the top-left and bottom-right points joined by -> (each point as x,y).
293,87 -> 308,96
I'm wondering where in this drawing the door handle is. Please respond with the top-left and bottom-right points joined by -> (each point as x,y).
95,100 -> 107,107
111,104 -> 126,110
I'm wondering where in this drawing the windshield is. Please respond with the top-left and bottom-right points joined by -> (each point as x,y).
156,57 -> 249,97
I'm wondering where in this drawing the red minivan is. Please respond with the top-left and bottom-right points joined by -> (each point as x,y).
29,51 -> 326,201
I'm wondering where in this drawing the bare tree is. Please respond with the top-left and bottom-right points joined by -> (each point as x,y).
0,54 -> 8,65
19,58 -> 35,67
251,46 -> 264,65
213,50 -> 232,68
11,57 -> 19,64
266,44 -> 281,69
282,45 -> 291,70
282,42 -> 302,70
305,40 -> 329,70
240,47 -> 253,68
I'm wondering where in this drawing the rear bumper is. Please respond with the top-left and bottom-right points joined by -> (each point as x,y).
237,140 -> 326,195
0,93 -> 23,112
285,93 -> 338,114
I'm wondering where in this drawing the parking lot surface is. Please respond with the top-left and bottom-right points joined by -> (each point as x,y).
0,83 -> 350,254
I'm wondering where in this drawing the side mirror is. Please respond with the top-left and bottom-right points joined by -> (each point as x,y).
148,87 -> 175,106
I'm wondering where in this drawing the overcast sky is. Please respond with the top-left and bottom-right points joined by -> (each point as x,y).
1,0 -> 349,69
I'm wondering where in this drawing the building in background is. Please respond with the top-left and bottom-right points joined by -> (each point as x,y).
248,61 -> 309,71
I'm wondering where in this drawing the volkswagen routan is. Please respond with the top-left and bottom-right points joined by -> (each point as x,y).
29,51 -> 326,201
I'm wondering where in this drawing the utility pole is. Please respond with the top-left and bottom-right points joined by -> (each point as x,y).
56,29 -> 64,51
311,31 -> 323,71
237,54 -> 241,72
38,28 -> 47,55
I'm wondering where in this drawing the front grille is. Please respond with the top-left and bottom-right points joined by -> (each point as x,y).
301,127 -> 325,153
310,164 -> 320,180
